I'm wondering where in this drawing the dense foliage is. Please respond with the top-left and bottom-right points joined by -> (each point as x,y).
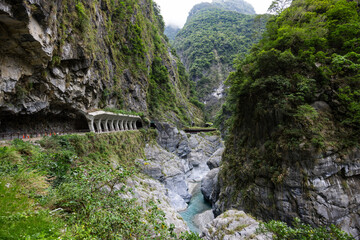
164,25 -> 180,44
187,0 -> 255,20
226,0 -> 360,140
0,132 -> 200,239
259,218 -> 355,240
173,0 -> 266,120
219,0 -> 360,236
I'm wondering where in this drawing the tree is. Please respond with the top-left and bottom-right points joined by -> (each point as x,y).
268,0 -> 292,14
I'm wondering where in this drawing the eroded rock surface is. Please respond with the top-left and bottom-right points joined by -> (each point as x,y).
0,0 -> 201,133
118,176 -> 189,235
138,124 -> 223,218
201,210 -> 272,240
217,148 -> 360,238
193,210 -> 214,233
201,168 -> 220,206
207,147 -> 224,170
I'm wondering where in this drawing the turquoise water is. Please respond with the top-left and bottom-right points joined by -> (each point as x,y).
179,185 -> 212,233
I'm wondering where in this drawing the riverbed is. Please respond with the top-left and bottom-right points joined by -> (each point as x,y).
180,183 -> 212,233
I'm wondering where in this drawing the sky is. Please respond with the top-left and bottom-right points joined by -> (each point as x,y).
154,0 -> 274,28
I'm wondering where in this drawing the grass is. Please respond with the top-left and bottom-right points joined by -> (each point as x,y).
0,130 -> 201,239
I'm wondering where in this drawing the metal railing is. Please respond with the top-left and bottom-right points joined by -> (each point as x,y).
0,129 -> 90,141
183,128 -> 217,133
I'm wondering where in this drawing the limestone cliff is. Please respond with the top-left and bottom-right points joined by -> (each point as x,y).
0,0 -> 203,134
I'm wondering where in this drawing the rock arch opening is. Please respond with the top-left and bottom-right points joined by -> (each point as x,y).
0,111 -> 90,137
85,111 -> 142,133
136,120 -> 143,129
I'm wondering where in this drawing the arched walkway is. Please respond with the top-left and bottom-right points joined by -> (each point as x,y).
85,111 -> 142,133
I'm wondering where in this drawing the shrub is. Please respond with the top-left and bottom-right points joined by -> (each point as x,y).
75,2 -> 89,32
258,218 -> 355,240
0,174 -> 63,239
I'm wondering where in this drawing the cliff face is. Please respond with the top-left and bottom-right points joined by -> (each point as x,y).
216,0 -> 360,238
0,0 -> 202,133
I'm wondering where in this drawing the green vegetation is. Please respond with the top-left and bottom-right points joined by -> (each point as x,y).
218,0 -> 360,233
164,25 -> 180,44
75,2 -> 89,32
173,1 -> 267,120
54,0 -> 202,126
148,57 -> 174,113
259,218 -> 355,240
0,132 -> 200,239
103,107 -> 144,117
211,0 -> 255,15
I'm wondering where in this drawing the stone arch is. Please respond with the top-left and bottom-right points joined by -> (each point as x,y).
85,111 -> 141,133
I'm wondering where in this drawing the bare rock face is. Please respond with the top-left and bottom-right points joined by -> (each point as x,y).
117,176 -> 189,235
207,147 -> 224,170
200,210 -> 272,240
0,0 -> 123,129
141,143 -> 192,203
193,210 -> 214,232
216,148 -> 360,238
201,168 -> 220,205
0,0 -> 55,111
138,124 -> 224,213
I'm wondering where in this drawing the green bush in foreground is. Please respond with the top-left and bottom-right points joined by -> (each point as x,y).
259,218 -> 355,240
0,132 -> 200,239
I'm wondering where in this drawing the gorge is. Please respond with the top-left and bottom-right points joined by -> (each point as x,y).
1,0 -> 359,239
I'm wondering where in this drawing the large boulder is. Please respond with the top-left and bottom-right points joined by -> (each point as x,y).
201,168 -> 220,204
207,147 -> 224,170
155,122 -> 191,158
188,134 -> 224,158
165,174 -> 192,203
115,176 -> 189,235
193,210 -> 214,232
139,143 -> 192,203
166,189 -> 188,212
200,210 -> 272,240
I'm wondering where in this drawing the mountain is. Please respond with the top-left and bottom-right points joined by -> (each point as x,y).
164,25 -> 180,45
212,0 -> 255,14
216,0 -> 360,237
0,0 -> 203,135
187,0 -> 255,21
173,0 -> 266,121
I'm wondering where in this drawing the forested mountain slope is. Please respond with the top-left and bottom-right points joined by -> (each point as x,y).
172,0 -> 266,120
164,25 -> 180,45
217,0 -> 360,237
0,0 -> 203,134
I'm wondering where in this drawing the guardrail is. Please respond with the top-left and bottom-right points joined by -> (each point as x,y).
0,129 -> 90,141
183,128 -> 217,133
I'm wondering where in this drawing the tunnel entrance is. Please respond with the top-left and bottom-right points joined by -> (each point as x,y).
136,120 -> 143,129
0,111 -> 90,137
149,121 -> 156,129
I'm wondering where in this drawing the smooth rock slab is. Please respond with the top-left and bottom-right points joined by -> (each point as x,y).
201,168 -> 220,204
193,210 -> 214,232
166,189 -> 188,212
165,174 -> 192,203
207,147 -> 225,170
114,176 -> 189,235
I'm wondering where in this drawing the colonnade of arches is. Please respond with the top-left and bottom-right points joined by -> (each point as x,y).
86,111 -> 142,133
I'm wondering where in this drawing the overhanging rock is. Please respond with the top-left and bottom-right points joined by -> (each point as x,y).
85,111 -> 141,133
